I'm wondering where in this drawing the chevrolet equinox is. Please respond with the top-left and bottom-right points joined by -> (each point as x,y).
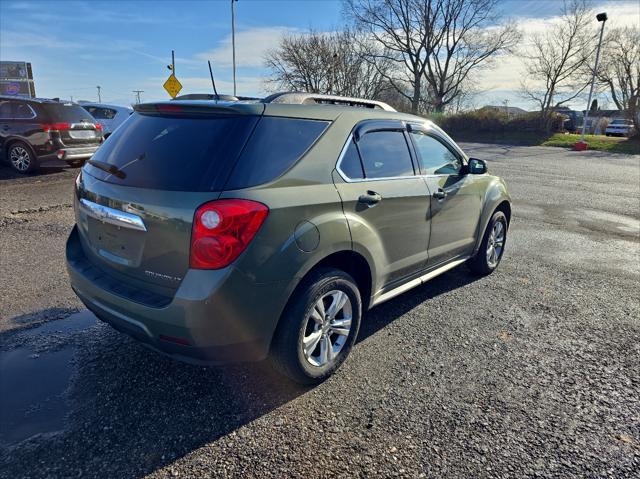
66,92 -> 511,384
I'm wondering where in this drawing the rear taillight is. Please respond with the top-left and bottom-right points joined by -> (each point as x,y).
41,123 -> 71,132
190,199 -> 268,269
95,123 -> 103,132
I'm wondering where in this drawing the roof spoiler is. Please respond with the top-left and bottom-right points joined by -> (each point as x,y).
263,92 -> 396,112
133,101 -> 264,116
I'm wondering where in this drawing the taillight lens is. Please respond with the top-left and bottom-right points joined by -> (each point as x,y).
95,123 -> 103,131
190,199 -> 268,269
41,123 -> 71,132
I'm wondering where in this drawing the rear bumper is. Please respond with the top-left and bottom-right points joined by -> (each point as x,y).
39,145 -> 100,164
65,226 -> 291,364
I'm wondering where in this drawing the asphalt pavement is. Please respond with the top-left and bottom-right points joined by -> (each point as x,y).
0,144 -> 638,478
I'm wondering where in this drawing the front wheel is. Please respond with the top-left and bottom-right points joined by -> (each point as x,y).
468,210 -> 508,276
271,268 -> 362,384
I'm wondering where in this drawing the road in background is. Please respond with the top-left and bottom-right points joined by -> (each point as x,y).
1,145 -> 639,477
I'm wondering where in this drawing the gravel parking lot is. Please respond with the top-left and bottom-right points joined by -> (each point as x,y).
1,144 -> 638,478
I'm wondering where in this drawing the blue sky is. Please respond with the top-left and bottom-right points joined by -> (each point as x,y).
1,0 -> 638,109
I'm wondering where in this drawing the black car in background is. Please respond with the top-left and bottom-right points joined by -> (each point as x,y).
0,96 -> 103,173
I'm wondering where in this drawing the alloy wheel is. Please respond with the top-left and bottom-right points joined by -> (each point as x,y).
302,290 -> 352,367
10,146 -> 31,172
486,219 -> 505,268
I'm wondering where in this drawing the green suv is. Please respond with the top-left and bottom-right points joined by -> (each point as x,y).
66,93 -> 511,384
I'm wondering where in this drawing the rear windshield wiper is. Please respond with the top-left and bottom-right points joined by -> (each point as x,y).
87,159 -> 126,179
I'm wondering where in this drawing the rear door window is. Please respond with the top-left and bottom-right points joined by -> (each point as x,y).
338,141 -> 364,179
14,102 -> 36,119
84,113 -> 260,191
357,130 -> 414,179
225,116 -> 329,189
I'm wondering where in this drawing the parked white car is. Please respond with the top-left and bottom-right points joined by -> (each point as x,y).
79,103 -> 133,138
605,119 -> 636,137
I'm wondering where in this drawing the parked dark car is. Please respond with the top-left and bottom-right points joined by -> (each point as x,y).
0,96 -> 103,173
66,92 -> 511,384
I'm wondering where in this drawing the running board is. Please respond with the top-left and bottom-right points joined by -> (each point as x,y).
371,257 -> 468,307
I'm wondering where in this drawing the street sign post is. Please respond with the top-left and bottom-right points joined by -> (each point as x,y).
163,73 -> 182,98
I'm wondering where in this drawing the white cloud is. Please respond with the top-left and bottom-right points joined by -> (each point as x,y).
195,26 -> 298,68
475,1 -> 640,104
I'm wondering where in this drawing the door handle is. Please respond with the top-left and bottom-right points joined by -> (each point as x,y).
433,189 -> 447,200
358,190 -> 382,206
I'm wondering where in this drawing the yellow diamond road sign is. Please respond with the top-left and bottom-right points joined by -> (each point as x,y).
163,74 -> 182,98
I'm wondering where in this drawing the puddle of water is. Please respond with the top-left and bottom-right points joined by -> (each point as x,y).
0,348 -> 74,447
22,311 -> 96,338
0,311 -> 96,448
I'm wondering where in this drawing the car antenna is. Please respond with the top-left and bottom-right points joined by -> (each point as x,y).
208,61 -> 219,97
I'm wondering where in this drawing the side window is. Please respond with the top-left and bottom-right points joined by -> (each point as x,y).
0,101 -> 14,120
339,140 -> 364,179
14,102 -> 35,119
357,130 -> 414,179
410,131 -> 462,175
83,106 -> 98,117
90,107 -> 117,120
225,116 -> 330,189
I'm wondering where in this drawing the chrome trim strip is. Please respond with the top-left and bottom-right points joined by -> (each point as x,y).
334,126 -> 466,184
80,198 -> 147,232
371,257 -> 468,307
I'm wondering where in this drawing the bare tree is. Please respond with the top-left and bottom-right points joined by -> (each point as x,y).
423,0 -> 519,112
344,0 -> 518,114
595,26 -> 640,130
264,29 -> 392,99
520,0 -> 595,131
344,0 -> 433,113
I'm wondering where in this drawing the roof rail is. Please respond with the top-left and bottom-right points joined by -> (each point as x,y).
263,92 -> 396,112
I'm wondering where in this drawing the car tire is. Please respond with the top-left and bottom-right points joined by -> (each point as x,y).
8,142 -> 38,173
271,268 -> 362,385
468,210 -> 508,276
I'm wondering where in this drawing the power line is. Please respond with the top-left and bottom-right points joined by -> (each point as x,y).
133,90 -> 144,104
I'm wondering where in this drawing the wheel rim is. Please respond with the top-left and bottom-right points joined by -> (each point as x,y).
302,290 -> 352,368
486,219 -> 506,268
10,146 -> 31,172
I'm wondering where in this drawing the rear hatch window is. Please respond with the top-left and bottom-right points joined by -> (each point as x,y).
85,113 -> 260,191
42,103 -> 95,123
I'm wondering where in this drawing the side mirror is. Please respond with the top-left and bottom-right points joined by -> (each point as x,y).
468,158 -> 487,175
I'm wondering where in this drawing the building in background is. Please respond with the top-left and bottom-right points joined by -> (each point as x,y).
0,62 -> 36,98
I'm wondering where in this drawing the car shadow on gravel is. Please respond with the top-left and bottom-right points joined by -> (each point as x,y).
359,267 -> 480,343
0,268 -> 479,477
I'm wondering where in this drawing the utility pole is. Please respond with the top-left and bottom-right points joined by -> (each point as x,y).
231,0 -> 238,96
133,90 -> 144,104
580,12 -> 608,142
96,85 -> 102,103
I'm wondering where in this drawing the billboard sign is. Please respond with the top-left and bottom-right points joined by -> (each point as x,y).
0,61 -> 35,98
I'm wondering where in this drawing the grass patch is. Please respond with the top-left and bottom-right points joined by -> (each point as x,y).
541,134 -> 640,154
448,130 -> 640,154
